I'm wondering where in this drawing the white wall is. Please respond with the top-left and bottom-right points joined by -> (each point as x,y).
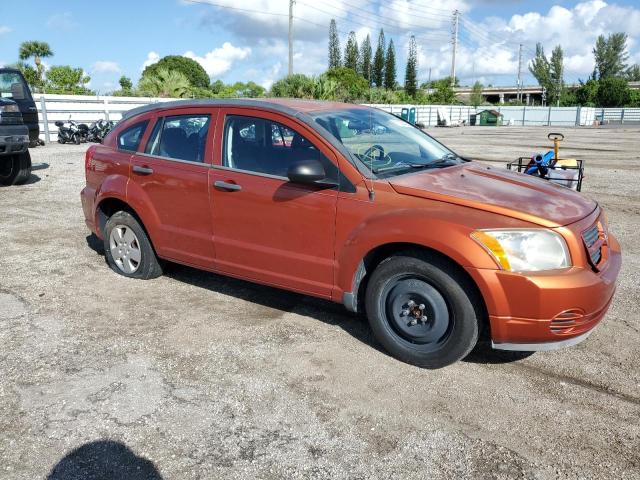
33,93 -> 637,142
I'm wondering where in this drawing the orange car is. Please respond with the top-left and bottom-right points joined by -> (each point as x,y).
81,99 -> 621,368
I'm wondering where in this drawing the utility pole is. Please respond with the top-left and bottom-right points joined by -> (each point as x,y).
450,10 -> 459,87
288,0 -> 294,76
517,43 -> 523,102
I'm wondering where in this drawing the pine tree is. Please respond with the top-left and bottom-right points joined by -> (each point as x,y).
344,31 -> 359,72
328,19 -> 341,69
373,29 -> 386,88
549,45 -> 564,105
404,35 -> 418,97
359,34 -> 372,84
529,43 -> 550,92
593,33 -> 629,79
384,39 -> 396,90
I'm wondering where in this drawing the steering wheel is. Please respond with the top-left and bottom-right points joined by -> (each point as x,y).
363,144 -> 385,161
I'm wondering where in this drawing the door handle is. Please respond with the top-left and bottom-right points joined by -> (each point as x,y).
214,180 -> 242,191
132,165 -> 154,175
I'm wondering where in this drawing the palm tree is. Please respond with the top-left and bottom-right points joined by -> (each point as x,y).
138,68 -> 191,98
18,41 -> 53,88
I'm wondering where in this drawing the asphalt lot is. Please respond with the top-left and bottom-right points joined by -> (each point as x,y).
1,126 -> 639,479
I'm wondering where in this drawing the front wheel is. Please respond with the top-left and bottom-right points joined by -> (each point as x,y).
365,253 -> 479,369
103,211 -> 163,279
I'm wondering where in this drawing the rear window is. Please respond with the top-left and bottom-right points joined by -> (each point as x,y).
117,120 -> 149,152
0,72 -> 32,101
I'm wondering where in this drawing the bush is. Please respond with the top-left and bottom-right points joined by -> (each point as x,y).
323,67 -> 369,102
575,79 -> 599,106
270,74 -> 315,99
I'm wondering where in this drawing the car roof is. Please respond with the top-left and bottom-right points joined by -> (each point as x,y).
121,98 -> 368,121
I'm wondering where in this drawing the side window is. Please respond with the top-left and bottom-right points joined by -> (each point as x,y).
145,114 -> 210,163
117,120 -> 149,152
223,115 -> 337,181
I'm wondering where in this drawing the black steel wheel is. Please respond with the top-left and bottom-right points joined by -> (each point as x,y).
365,252 -> 479,369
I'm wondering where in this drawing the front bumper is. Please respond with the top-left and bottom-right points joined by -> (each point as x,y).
466,233 -> 621,351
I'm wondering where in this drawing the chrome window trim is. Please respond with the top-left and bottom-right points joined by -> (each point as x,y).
211,164 -> 287,181
135,152 -> 212,168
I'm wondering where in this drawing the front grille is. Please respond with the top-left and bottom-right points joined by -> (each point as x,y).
582,222 -> 604,269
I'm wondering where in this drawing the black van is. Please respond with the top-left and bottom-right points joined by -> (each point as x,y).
0,68 -> 39,146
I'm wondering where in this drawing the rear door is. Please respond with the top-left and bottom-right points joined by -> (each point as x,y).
209,108 -> 340,297
130,107 -> 216,267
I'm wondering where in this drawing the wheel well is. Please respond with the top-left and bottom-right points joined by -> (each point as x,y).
97,198 -> 144,237
355,242 -> 490,339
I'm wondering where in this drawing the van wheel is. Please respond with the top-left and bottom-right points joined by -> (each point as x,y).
365,253 -> 479,369
103,211 -> 163,279
0,152 -> 32,186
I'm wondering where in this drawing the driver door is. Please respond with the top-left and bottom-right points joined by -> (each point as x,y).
209,108 -> 340,297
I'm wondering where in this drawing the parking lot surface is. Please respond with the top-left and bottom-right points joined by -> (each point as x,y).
1,126 -> 639,479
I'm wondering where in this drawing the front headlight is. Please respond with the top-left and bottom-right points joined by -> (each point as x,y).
0,104 -> 19,113
471,229 -> 571,272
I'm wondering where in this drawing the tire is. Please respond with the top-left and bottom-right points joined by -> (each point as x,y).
74,134 -> 81,145
103,211 -> 163,280
365,252 -> 479,369
0,152 -> 32,186
58,137 -> 65,144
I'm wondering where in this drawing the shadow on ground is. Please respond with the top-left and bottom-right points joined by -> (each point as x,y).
47,440 -> 162,480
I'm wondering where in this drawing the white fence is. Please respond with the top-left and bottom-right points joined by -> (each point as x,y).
33,93 -> 640,142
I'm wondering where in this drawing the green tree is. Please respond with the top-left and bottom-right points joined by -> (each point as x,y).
18,40 -> 53,89
529,43 -> 550,98
10,62 -> 39,89
138,68 -> 191,98
359,34 -> 372,84
46,65 -> 92,94
596,77 -> 631,107
344,31 -> 359,72
119,76 -> 133,92
142,55 -> 209,88
429,78 -> 457,104
626,64 -> 640,81
575,79 -> 599,106
593,33 -> 629,79
373,29 -> 386,88
384,39 -> 396,90
328,19 -> 341,69
270,74 -> 315,98
469,81 -> 484,107
404,35 -> 418,97
549,45 -> 564,105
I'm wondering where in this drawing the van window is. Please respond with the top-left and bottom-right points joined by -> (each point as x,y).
146,114 -> 210,163
223,115 -> 337,180
0,72 -> 32,101
117,120 -> 149,152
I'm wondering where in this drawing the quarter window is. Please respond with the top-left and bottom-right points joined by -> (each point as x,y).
146,114 -> 210,163
223,115 -> 337,180
117,120 -> 149,152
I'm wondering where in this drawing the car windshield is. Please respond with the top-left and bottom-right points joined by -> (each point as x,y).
311,108 -> 462,178
0,72 -> 31,101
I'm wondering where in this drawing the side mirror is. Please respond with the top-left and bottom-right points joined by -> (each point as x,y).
287,159 -> 326,184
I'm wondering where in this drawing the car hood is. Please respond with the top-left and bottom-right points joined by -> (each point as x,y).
388,162 -> 596,227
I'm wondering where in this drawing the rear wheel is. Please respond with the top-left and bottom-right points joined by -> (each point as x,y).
0,152 -> 32,186
103,211 -> 163,279
365,252 -> 479,369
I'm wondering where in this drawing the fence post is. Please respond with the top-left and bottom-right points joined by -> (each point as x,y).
575,106 -> 581,126
522,106 -> 526,126
103,98 -> 110,121
547,106 -> 552,126
621,108 -> 625,124
39,96 -> 50,144
601,107 -> 605,124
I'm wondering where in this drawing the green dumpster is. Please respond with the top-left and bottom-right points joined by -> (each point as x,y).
477,109 -> 503,126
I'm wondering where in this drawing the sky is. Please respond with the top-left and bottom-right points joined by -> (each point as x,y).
1,0 -> 639,93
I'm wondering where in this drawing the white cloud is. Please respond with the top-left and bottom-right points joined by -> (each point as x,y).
184,43 -> 251,77
46,12 -> 77,30
140,51 -> 160,71
0,26 -> 11,35
92,61 -> 121,74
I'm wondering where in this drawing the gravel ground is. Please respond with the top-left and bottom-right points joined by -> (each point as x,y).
1,126 -> 639,479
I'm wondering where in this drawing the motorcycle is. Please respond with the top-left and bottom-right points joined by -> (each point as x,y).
55,118 -> 82,145
87,119 -> 115,143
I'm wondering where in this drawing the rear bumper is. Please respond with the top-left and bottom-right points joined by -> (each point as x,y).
80,186 -> 98,235
0,125 -> 29,155
467,234 -> 622,350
